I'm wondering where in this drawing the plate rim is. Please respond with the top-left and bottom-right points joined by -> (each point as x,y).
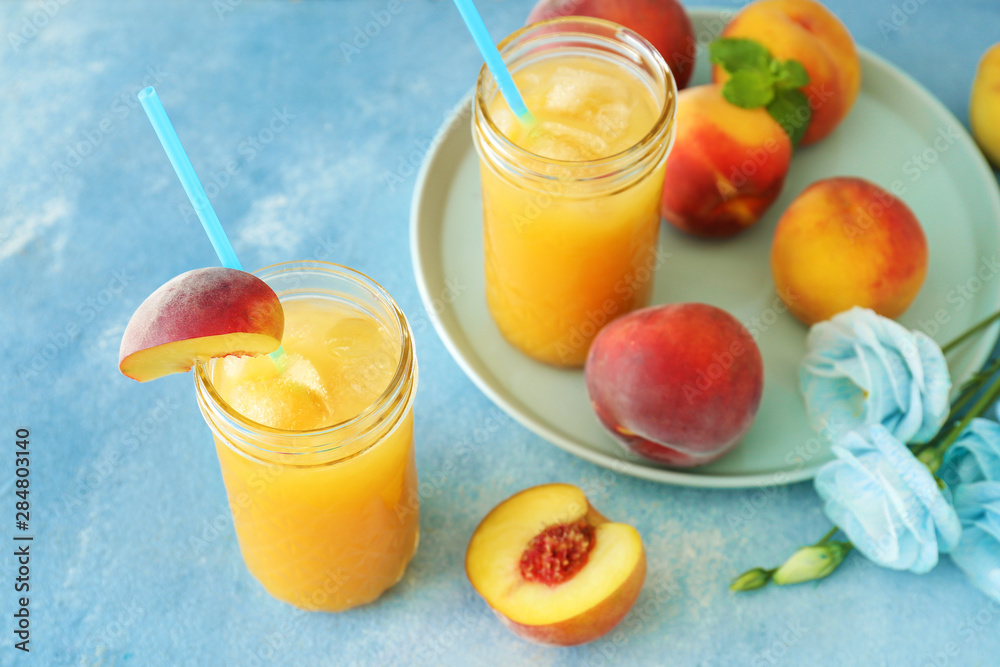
410,8 -> 1000,489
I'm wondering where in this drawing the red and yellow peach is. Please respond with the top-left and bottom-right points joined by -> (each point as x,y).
585,303 -> 764,467
526,0 -> 697,89
660,84 -> 792,238
770,177 -> 928,325
714,0 -> 861,146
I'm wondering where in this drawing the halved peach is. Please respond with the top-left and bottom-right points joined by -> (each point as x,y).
466,483 -> 646,646
119,267 -> 283,382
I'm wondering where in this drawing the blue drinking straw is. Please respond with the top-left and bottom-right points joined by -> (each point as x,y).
139,86 -> 286,364
451,0 -> 535,126
138,86 -> 243,271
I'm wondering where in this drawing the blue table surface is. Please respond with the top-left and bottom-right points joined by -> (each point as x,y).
3,0 -> 1000,665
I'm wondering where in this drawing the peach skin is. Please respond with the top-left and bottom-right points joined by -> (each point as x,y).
770,177 -> 928,325
119,267 -> 284,382
661,84 -> 792,238
970,42 -> 1000,167
526,0 -> 697,89
585,303 -> 764,467
714,0 -> 861,145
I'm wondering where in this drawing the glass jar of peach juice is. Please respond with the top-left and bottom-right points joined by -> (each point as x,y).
473,17 -> 677,366
194,261 -> 418,612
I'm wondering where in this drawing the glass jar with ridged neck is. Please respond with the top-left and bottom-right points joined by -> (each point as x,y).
473,17 -> 677,367
194,260 -> 419,612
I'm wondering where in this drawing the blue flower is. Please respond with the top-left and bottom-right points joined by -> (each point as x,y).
800,307 -> 951,444
949,483 -> 1000,603
939,417 -> 1000,486
814,424 -> 961,573
941,419 -> 1000,602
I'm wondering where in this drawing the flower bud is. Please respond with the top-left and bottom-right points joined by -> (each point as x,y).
773,543 -> 851,585
729,567 -> 772,592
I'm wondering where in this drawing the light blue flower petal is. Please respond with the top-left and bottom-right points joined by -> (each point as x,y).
814,424 -> 960,573
912,333 -> 952,441
800,371 -> 865,438
949,482 -> 1000,603
800,308 -> 951,445
941,418 -> 1000,486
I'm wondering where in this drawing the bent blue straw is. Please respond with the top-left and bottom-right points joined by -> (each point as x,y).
451,0 -> 535,126
138,86 -> 243,271
139,87 -> 286,363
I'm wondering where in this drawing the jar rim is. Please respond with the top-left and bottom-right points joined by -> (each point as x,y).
474,16 -> 677,174
193,260 -> 417,457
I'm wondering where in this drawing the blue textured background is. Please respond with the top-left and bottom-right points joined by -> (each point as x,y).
2,0 -> 999,665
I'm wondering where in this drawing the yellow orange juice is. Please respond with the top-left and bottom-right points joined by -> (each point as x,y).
474,18 -> 676,366
195,262 -> 418,612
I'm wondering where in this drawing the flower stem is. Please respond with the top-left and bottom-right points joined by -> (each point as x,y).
949,356 -> 1000,416
918,369 -> 1000,471
941,309 -> 1000,355
924,356 -> 1000,440
816,526 -> 839,545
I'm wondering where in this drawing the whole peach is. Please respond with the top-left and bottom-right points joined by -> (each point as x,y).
770,177 -> 928,325
585,303 -> 764,467
526,0 -> 697,89
714,0 -> 861,145
661,84 -> 792,238
971,42 -> 1000,167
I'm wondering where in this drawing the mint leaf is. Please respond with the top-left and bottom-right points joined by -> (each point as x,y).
709,38 -> 772,73
767,88 -> 812,147
722,70 -> 775,109
774,60 -> 810,90
709,36 -> 814,144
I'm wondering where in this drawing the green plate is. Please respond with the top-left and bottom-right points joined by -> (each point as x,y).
410,9 -> 1000,488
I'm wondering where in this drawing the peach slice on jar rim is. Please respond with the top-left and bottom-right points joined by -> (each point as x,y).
119,267 -> 284,382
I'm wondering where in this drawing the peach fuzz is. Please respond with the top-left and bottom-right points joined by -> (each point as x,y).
465,484 -> 646,646
585,303 -> 764,467
119,267 -> 284,382
770,177 -> 928,326
526,0 -> 697,89
714,0 -> 861,145
661,84 -> 792,238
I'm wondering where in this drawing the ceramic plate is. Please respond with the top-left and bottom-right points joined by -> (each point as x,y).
410,9 -> 1000,488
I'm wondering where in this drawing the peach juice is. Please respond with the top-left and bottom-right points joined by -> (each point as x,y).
195,262 -> 418,612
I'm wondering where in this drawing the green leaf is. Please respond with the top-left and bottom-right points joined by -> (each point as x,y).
774,59 -> 810,90
766,88 -> 812,147
709,38 -> 772,73
722,70 -> 775,109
